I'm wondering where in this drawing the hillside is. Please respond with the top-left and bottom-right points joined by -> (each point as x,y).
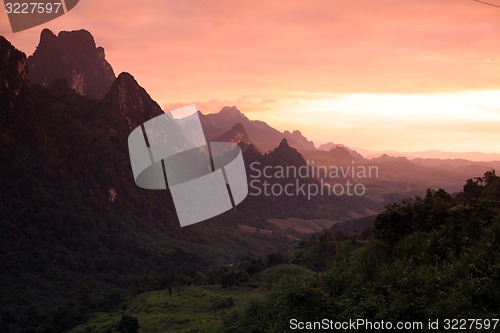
224,171 -> 500,331
66,171 -> 500,332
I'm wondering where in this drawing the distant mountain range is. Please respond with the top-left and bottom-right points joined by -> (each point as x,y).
318,142 -> 500,163
198,105 -> 315,152
354,147 -> 500,163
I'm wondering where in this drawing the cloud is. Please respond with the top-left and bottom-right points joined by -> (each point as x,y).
163,97 -> 278,115
4,0 -> 500,96
2,0 -> 500,152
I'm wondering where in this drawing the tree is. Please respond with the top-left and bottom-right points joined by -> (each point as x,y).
117,315 -> 139,333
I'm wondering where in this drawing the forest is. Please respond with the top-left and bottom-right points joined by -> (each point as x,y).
63,171 -> 499,333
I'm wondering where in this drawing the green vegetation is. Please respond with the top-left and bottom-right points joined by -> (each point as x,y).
69,279 -> 280,332
223,171 -> 500,332
67,171 -> 499,332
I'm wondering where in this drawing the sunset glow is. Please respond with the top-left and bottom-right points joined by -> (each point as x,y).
2,0 -> 500,153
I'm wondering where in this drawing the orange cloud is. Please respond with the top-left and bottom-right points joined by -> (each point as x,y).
1,0 -> 500,152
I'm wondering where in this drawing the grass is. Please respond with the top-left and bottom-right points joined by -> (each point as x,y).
255,264 -> 315,284
69,284 -> 270,333
70,265 -> 315,332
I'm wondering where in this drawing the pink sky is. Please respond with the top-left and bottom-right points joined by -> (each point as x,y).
2,0 -> 500,153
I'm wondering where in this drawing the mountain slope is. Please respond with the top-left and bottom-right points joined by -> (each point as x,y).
213,122 -> 252,145
199,106 -> 315,152
104,72 -> 164,130
283,130 -> 316,151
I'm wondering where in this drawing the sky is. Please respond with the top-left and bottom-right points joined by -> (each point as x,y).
1,0 -> 500,154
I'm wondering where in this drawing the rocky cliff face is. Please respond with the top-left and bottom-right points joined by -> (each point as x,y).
214,122 -> 252,145
0,36 -> 29,108
27,29 -> 115,99
104,72 -> 164,130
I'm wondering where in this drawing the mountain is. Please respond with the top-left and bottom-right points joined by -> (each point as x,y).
408,150 -> 500,162
283,130 -> 316,151
237,137 -> 384,238
214,122 -> 252,145
265,138 -> 306,167
27,29 -> 116,99
199,106 -> 316,152
0,36 -> 29,109
104,72 -> 163,130
355,147 -> 500,163
313,144 -> 363,162
318,142 -> 349,151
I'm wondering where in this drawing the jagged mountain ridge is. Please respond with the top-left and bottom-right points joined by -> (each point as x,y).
283,130 -> 316,151
104,72 -> 164,130
25,29 -> 168,131
265,138 -> 306,167
199,106 -> 316,152
23,29 -> 318,152
27,29 -> 116,99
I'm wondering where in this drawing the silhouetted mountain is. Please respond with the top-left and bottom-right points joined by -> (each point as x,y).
104,72 -> 163,130
0,36 -> 29,109
411,158 -> 500,173
283,130 -> 316,151
219,105 -> 246,121
238,137 -> 383,230
372,153 -> 410,163
318,142 -> 364,160
199,106 -> 315,152
356,147 -> 500,162
408,150 -> 500,162
318,142 -> 340,151
214,122 -> 252,145
27,29 -> 115,99
362,154 -> 476,193
265,139 -> 306,167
